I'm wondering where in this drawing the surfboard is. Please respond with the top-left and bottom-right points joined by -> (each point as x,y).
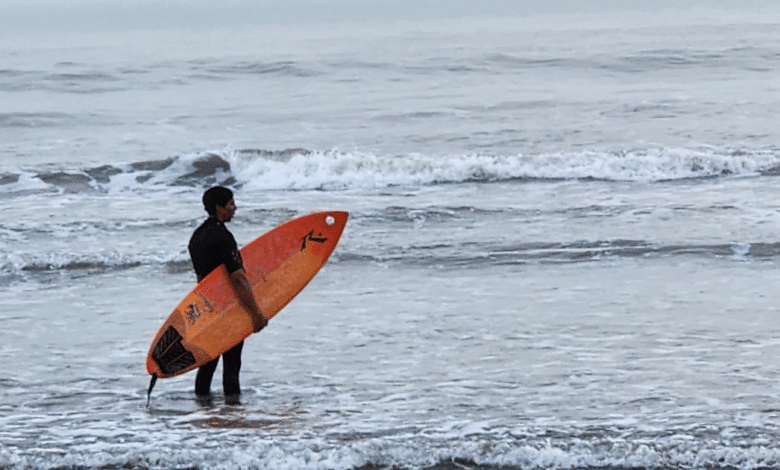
146,211 -> 348,397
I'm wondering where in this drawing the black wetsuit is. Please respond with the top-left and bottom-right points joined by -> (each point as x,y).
188,217 -> 245,396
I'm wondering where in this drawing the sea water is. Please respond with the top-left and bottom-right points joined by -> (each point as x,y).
2,6 -> 780,470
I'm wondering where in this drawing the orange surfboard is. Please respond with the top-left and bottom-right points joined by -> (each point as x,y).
146,211 -> 348,387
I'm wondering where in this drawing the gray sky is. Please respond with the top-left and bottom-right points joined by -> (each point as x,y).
1,0 -> 778,34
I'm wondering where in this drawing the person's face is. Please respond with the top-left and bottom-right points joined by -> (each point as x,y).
217,199 -> 236,222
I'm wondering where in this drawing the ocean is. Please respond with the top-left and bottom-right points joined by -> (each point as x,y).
3,5 -> 780,470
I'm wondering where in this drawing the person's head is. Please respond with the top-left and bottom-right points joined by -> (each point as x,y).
202,186 -> 235,221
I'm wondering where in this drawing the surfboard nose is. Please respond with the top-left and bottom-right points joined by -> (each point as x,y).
318,211 -> 349,250
326,211 -> 348,229
325,211 -> 349,234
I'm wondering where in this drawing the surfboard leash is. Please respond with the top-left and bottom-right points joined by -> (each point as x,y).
146,373 -> 158,407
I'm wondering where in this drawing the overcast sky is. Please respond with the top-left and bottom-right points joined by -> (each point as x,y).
1,0 -> 778,35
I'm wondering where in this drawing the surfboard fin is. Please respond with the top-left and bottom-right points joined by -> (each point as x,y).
147,373 -> 158,407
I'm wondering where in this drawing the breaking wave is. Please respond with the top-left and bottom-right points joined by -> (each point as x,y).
2,147 -> 780,196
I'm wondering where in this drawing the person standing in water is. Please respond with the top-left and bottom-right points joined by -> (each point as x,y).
188,186 -> 267,398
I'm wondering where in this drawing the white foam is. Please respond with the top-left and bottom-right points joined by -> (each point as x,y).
0,172 -> 52,194
225,147 -> 780,190
3,147 -> 780,198
4,407 -> 780,470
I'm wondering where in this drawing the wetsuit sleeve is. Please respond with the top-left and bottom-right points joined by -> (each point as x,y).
218,232 -> 244,275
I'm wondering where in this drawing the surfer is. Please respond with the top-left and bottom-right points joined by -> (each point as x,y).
188,186 -> 267,398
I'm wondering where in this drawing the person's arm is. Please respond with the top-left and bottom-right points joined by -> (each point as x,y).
229,268 -> 267,333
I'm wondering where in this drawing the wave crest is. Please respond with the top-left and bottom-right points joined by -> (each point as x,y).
2,147 -> 779,196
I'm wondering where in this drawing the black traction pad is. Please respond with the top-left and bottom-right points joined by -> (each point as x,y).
151,326 -> 196,375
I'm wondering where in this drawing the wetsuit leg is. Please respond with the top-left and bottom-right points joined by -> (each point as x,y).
222,341 -> 244,396
195,357 -> 219,396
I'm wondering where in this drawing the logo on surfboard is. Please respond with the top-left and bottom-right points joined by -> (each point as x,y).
185,294 -> 214,325
301,230 -> 328,251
